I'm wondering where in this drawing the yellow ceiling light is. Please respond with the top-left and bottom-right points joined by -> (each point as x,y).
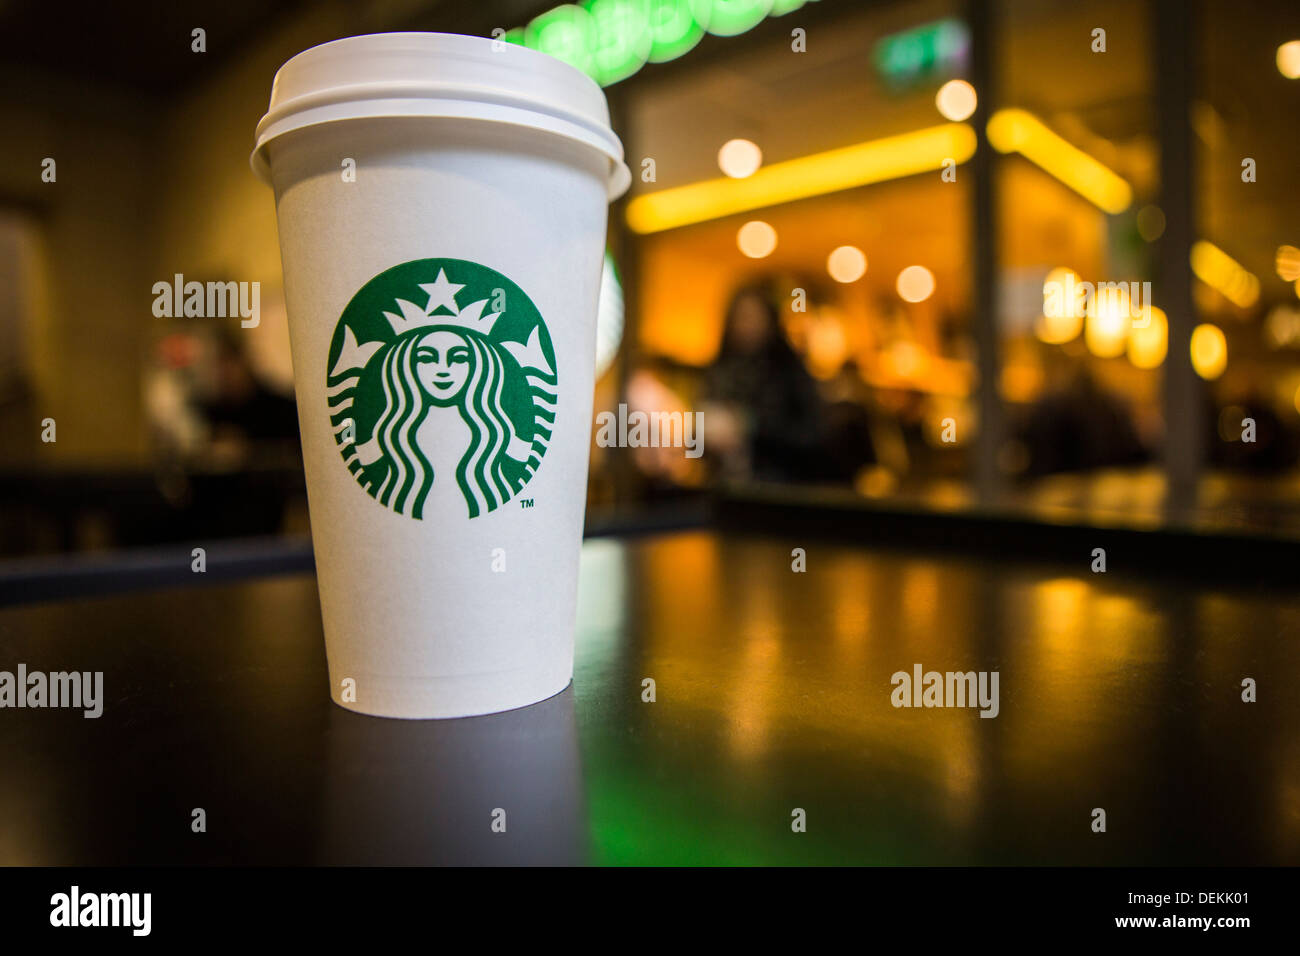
986,108 -> 1133,214
1190,323 -> 1228,380
736,220 -> 777,258
626,123 -> 977,234
935,79 -> 977,121
1127,306 -> 1168,369
827,245 -> 867,283
1190,240 -> 1260,309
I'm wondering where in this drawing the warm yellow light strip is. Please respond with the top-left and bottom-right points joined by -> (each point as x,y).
986,108 -> 1132,214
1191,240 -> 1260,308
625,123 -> 977,234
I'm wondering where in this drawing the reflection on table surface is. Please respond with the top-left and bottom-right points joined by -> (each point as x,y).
0,530 -> 1296,865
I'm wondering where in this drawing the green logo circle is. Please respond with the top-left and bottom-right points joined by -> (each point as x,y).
326,258 -> 557,519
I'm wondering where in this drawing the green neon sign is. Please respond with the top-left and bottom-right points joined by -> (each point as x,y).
523,6 -> 595,77
705,0 -> 772,37
589,0 -> 653,85
872,18 -> 970,88
648,0 -> 705,63
508,0 -> 818,87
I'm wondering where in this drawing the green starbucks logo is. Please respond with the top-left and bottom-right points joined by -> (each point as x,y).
326,258 -> 557,519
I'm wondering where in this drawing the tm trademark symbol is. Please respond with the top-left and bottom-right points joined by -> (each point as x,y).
520,498 -> 534,509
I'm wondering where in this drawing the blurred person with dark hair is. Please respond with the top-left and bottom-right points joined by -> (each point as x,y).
702,285 -> 828,483
1019,364 -> 1146,476
196,331 -> 299,460
820,358 -> 878,483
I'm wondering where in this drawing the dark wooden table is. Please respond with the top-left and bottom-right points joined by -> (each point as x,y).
1,529 -> 1297,865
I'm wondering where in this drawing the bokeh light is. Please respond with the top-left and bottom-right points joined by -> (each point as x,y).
897,265 -> 935,303
1191,323 -> 1228,380
1265,304 -> 1300,348
717,138 -> 763,178
805,315 -> 849,379
1191,240 -> 1260,308
1276,245 -> 1300,282
1085,286 -> 1130,358
1036,267 -> 1085,343
736,220 -> 777,258
1218,405 -> 1248,442
1136,205 -> 1166,242
886,340 -> 927,378
827,245 -> 867,283
935,79 -> 977,121
1127,306 -> 1168,369
1278,40 -> 1300,79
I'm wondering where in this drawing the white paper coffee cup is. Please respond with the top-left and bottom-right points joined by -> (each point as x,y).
251,33 -> 629,718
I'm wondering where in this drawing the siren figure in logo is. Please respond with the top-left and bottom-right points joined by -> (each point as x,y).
327,264 -> 557,519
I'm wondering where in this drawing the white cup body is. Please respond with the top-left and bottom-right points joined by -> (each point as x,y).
266,118 -> 608,718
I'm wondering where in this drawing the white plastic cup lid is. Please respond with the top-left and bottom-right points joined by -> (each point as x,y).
251,32 -> 631,200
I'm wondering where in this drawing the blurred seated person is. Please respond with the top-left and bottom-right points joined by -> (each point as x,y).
142,330 -> 303,542
819,359 -> 878,483
623,364 -> 705,494
702,285 -> 830,483
1208,389 -> 1300,472
1019,366 -> 1146,476
195,332 -> 300,467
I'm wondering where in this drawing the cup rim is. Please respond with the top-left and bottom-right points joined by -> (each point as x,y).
250,32 -> 631,200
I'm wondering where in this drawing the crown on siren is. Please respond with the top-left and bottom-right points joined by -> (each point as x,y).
383,268 -> 502,336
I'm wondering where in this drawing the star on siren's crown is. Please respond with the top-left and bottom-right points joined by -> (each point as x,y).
383,273 -> 502,337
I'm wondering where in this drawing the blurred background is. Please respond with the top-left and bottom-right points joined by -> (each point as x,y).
2,0 -> 1300,557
